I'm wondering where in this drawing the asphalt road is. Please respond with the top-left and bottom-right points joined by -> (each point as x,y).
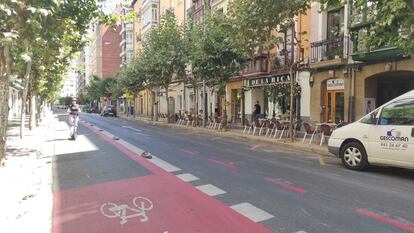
52,111 -> 414,233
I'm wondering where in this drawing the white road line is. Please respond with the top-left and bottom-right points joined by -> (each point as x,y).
121,126 -> 150,137
149,157 -> 181,172
117,139 -> 145,155
196,184 -> 226,196
122,126 -> 142,132
294,231 -> 308,233
117,139 -> 181,172
230,202 -> 274,223
176,173 -> 199,182
88,124 -> 182,173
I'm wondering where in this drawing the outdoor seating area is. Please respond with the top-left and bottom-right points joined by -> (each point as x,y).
241,117 -> 349,146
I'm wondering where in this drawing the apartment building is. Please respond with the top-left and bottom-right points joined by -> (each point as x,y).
120,6 -> 135,65
141,0 -> 160,39
309,1 -> 414,124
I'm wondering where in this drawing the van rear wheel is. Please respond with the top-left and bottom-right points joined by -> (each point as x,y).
340,142 -> 368,171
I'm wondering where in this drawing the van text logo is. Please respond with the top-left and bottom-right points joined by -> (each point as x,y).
380,129 -> 409,142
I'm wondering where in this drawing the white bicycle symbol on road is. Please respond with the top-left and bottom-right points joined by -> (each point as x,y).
100,196 -> 154,225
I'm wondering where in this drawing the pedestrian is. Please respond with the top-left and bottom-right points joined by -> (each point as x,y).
254,101 -> 261,120
67,97 -> 80,140
198,109 -> 204,120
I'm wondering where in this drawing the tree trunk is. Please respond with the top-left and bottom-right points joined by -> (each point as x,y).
165,86 -> 170,123
35,96 -> 40,126
28,92 -> 33,130
182,80 -> 186,117
0,46 -> 11,164
289,65 -> 295,143
133,95 -> 137,118
193,85 -> 198,127
19,57 -> 33,138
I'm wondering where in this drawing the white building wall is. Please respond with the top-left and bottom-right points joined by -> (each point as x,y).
298,71 -> 311,121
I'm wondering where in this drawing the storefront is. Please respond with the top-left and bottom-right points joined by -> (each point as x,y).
243,74 -> 301,121
310,69 -> 350,124
226,79 -> 243,123
310,59 -> 414,124
356,60 -> 414,120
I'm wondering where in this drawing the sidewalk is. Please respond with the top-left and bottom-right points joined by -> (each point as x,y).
0,112 -> 55,233
118,114 -> 331,157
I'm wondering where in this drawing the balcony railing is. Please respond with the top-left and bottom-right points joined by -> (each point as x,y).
311,36 -> 349,63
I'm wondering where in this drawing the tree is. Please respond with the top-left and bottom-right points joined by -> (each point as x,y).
0,0 -> 108,162
317,0 -> 414,56
183,18 -> 204,122
228,0 -> 308,58
144,11 -> 187,123
228,0 -> 309,140
198,13 -> 245,128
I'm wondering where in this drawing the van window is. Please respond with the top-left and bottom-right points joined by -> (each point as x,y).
360,108 -> 380,124
379,98 -> 414,125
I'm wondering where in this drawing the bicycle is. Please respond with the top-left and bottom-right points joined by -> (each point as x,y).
100,196 -> 154,225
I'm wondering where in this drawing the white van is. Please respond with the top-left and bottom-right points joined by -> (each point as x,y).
328,90 -> 414,170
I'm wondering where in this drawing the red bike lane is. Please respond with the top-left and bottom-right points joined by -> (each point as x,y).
52,123 -> 274,233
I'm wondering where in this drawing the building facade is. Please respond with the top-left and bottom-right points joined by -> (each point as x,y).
309,1 -> 414,124
120,6 -> 135,66
126,0 -> 414,125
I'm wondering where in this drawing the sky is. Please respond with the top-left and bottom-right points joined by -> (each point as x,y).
102,0 -> 124,14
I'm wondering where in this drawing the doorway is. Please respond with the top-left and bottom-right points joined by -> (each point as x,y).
324,90 -> 345,123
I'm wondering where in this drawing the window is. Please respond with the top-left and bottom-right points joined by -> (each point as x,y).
379,99 -> 414,125
327,8 -> 344,39
360,108 -> 380,125
152,4 -> 158,23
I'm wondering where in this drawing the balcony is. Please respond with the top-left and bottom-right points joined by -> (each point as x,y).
310,36 -> 349,68
350,24 -> 404,62
240,54 -> 268,77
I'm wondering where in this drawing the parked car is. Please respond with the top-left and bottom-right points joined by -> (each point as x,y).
328,90 -> 414,170
101,106 -> 117,117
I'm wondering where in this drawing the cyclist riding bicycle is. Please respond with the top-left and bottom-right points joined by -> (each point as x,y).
67,97 -> 80,140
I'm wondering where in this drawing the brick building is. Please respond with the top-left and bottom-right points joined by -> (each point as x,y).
99,25 -> 122,79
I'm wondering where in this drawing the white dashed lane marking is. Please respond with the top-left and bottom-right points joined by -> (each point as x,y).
85,121 -> 277,226
83,123 -> 182,173
196,184 -> 226,196
230,202 -> 274,223
176,173 -> 199,182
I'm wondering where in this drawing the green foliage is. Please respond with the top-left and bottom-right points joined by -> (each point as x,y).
58,96 -> 72,106
116,53 -> 147,96
196,13 -> 245,95
0,0 -> 119,104
228,0 -> 309,57
85,76 -> 118,101
144,11 -> 187,89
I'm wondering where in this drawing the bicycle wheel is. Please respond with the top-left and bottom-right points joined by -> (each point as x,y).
100,202 -> 118,218
132,197 -> 153,211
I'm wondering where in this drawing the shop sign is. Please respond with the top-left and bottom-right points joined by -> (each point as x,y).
327,79 -> 344,90
244,74 -> 291,87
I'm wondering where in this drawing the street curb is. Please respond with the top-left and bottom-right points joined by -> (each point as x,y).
117,115 -> 332,157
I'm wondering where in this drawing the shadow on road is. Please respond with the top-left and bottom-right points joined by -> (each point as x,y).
366,165 -> 414,180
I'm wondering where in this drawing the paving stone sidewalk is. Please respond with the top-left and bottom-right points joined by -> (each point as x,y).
0,111 -> 55,233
